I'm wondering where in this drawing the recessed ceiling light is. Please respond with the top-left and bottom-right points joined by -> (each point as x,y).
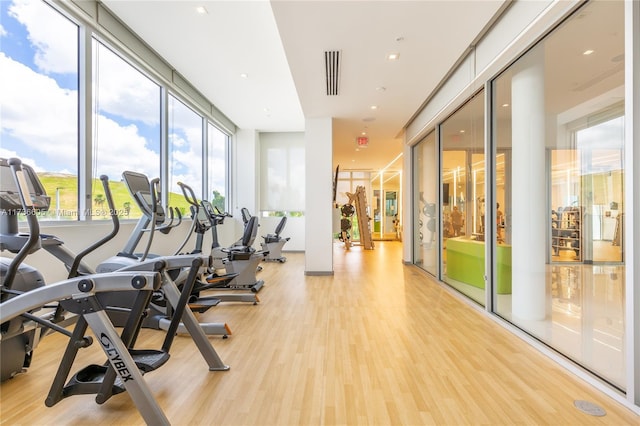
583,49 -> 594,55
240,73 -> 248,79
361,131 -> 367,136
502,103 -> 509,107
387,53 -> 400,61
263,107 -> 270,113
370,105 -> 378,110
376,86 -> 386,92
459,130 -> 465,133
196,6 -> 208,14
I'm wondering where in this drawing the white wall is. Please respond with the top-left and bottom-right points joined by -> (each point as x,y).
6,218 -> 236,284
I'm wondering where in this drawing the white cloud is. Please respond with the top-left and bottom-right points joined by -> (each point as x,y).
0,148 -> 42,172
94,114 -> 160,180
169,141 -> 203,194
1,52 -> 159,179
95,42 -> 160,126
169,133 -> 187,148
9,0 -> 77,74
0,52 -> 77,172
0,23 -> 7,37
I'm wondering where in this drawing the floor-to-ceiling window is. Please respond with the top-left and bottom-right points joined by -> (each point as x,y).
492,0 -> 625,390
93,40 -> 161,219
0,0 -> 232,224
168,95 -> 203,210
0,0 -> 78,219
413,131 -> 437,275
440,91 -> 486,305
207,123 -> 229,211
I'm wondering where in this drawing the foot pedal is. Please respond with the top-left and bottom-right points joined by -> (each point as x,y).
130,349 -> 170,372
189,297 -> 221,313
62,364 -> 126,398
204,273 -> 238,288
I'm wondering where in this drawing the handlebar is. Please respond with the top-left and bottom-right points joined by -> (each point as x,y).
177,181 -> 199,207
68,175 -> 120,278
140,178 -> 160,261
213,206 -> 232,218
3,158 -> 41,291
158,207 -> 182,234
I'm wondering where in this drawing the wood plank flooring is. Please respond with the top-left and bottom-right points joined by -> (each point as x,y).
1,241 -> 638,425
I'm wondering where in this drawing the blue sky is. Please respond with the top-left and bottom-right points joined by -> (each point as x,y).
0,0 -> 214,195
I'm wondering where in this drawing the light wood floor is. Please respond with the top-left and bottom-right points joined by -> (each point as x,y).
1,241 -> 638,425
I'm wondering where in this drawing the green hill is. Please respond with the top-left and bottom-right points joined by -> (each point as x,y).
38,174 -> 193,221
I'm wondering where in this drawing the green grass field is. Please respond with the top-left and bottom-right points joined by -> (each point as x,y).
38,174 -> 193,221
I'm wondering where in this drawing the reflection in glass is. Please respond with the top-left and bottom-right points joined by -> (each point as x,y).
492,0 -> 625,389
413,131 -> 437,275
440,92 -> 485,305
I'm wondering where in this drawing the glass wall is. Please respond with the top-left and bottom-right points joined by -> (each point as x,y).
0,0 -> 230,222
207,123 -> 228,211
0,0 -> 78,219
93,40 -> 161,219
440,91 -> 486,305
492,0 -> 625,389
413,131 -> 437,276
168,95 -> 203,212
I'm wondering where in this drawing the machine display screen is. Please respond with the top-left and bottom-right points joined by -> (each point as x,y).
0,159 -> 50,211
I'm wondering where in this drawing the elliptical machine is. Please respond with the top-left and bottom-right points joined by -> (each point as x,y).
94,170 -> 231,336
0,158 -> 226,425
1,158 -> 53,380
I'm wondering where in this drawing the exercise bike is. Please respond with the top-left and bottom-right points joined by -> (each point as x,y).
174,181 -> 259,304
260,216 -> 290,263
177,182 -> 266,294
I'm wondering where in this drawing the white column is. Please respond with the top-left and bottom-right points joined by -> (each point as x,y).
305,117 -> 333,275
511,48 -> 547,321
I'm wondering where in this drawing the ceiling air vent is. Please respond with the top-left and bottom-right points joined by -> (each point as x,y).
324,50 -> 341,96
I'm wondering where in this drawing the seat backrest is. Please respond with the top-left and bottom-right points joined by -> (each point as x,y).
240,216 -> 259,247
240,207 -> 251,226
274,216 -> 287,237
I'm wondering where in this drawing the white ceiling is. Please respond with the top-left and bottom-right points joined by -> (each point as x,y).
101,0 -> 507,172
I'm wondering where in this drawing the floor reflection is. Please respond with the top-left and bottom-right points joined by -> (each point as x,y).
499,263 -> 625,390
